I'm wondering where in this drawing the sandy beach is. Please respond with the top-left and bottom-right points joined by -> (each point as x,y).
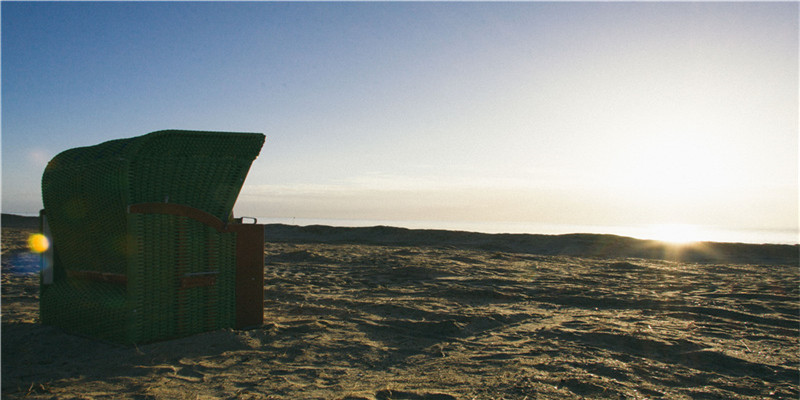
2,215 -> 798,399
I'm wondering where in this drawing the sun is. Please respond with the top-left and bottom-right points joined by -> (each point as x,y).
648,224 -> 702,244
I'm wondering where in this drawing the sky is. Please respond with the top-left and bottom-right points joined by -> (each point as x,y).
2,2 -> 798,243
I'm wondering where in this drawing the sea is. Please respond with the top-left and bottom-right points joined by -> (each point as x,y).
255,217 -> 799,246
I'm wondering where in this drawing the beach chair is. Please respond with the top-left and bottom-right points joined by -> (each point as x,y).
39,130 -> 266,344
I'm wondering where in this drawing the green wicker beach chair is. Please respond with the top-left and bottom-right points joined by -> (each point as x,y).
40,130 -> 266,344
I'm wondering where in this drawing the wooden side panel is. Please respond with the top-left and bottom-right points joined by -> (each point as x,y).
229,223 -> 265,329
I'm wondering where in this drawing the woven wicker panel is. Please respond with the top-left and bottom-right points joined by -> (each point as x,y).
41,158 -> 129,275
128,213 -> 237,344
128,131 -> 265,221
40,278 -> 129,343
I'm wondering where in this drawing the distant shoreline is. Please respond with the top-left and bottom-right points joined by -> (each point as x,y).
255,216 -> 799,246
4,213 -> 796,266
2,213 -> 40,230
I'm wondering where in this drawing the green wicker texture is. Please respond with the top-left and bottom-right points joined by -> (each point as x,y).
40,279 -> 128,342
40,130 -> 264,344
127,213 -> 236,343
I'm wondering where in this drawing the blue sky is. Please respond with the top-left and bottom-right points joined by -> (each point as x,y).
2,2 -> 798,241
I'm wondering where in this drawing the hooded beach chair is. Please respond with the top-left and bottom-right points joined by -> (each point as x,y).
39,130 -> 266,344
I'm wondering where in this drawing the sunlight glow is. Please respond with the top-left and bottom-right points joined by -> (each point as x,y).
648,224 -> 703,244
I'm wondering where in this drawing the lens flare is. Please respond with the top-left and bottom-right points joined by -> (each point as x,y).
28,233 -> 50,253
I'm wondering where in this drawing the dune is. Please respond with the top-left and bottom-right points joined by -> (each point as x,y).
2,214 -> 798,399
263,223 -> 799,266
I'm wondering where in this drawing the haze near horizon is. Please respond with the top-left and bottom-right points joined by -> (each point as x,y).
2,2 -> 797,243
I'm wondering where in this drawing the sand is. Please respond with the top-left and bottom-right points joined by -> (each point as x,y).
2,219 -> 798,399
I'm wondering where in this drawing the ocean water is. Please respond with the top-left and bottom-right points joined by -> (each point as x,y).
255,217 -> 798,246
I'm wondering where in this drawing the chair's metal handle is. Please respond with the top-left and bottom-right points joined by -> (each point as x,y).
237,216 -> 258,224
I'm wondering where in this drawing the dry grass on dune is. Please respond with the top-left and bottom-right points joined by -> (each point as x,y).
2,223 -> 798,399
